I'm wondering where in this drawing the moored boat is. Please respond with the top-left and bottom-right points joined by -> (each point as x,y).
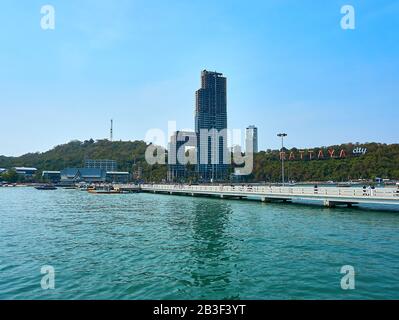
337,182 -> 352,188
87,185 -> 124,194
88,189 -> 121,194
35,184 -> 57,190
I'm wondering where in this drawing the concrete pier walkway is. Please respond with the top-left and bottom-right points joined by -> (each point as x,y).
140,184 -> 399,208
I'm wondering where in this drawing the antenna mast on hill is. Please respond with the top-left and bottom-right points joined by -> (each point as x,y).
110,119 -> 113,142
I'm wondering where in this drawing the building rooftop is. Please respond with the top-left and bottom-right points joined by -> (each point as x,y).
14,167 -> 38,171
106,171 -> 129,175
202,70 -> 223,76
85,159 -> 117,162
61,168 -> 105,178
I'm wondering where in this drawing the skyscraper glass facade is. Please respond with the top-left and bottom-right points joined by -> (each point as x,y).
195,70 -> 229,181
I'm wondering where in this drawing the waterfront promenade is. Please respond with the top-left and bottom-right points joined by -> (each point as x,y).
141,184 -> 399,208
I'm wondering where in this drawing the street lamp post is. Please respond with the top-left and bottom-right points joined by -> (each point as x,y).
277,133 -> 287,186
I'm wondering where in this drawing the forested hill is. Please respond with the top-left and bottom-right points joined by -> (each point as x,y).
0,139 -> 166,180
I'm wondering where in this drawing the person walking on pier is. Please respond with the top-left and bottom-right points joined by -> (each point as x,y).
370,185 -> 376,197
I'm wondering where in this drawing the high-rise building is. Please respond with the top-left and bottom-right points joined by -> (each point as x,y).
246,125 -> 258,153
195,70 -> 229,181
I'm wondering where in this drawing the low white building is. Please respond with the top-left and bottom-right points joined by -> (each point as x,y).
14,167 -> 38,180
42,171 -> 61,182
106,171 -> 130,183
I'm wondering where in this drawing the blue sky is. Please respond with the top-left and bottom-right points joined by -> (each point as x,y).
0,0 -> 398,156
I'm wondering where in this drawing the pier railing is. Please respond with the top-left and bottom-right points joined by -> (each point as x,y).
141,184 -> 399,204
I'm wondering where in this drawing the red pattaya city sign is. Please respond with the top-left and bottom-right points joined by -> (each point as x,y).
280,149 -> 348,161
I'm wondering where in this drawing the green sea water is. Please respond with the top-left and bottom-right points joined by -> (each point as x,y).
0,187 -> 398,300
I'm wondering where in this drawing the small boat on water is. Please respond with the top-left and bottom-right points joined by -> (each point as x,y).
86,186 -> 96,191
35,185 -> 57,190
88,188 -> 121,194
337,182 -> 352,188
87,185 -> 128,194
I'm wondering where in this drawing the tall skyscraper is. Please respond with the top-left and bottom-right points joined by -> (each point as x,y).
246,125 -> 258,153
195,70 -> 229,181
